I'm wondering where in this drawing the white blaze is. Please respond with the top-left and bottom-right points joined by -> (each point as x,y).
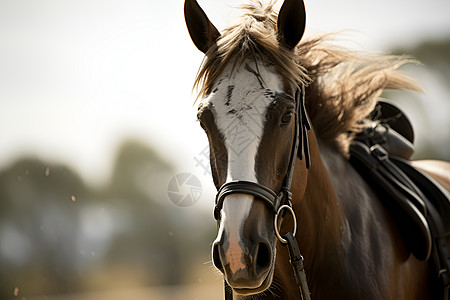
204,59 -> 284,269
204,60 -> 284,183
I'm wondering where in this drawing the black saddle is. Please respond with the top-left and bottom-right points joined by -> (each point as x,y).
349,101 -> 450,299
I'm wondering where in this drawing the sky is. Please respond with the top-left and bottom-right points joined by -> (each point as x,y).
1,0 -> 450,188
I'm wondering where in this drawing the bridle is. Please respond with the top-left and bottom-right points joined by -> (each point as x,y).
213,84 -> 312,300
214,84 -> 310,216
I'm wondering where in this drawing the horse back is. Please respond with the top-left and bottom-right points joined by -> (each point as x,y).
413,160 -> 450,192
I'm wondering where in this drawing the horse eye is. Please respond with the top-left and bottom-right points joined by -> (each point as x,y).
281,111 -> 293,125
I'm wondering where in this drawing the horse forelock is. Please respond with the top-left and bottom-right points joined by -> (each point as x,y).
194,1 -> 420,156
194,0 -> 309,98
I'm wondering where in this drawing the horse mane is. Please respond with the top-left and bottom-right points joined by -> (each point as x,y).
194,0 -> 420,155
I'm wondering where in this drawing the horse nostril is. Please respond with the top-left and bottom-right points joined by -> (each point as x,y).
254,241 -> 271,276
212,242 -> 224,272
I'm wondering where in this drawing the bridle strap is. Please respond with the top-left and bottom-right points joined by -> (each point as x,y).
215,181 -> 282,219
285,232 -> 312,300
284,84 -> 310,191
299,84 -> 311,169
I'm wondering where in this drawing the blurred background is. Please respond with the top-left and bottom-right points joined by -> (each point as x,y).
0,0 -> 449,299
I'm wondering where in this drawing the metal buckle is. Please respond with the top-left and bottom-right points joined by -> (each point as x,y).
370,144 -> 388,161
439,268 -> 450,286
274,204 -> 297,244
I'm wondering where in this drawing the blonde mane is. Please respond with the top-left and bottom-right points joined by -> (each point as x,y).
194,0 -> 420,155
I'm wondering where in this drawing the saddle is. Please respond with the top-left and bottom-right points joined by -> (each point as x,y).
349,101 -> 450,299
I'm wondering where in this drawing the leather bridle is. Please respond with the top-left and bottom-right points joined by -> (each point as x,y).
213,85 -> 312,300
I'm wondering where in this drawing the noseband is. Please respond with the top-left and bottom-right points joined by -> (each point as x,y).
214,85 -> 312,300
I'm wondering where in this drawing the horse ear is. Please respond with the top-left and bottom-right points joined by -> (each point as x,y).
277,0 -> 306,50
184,0 -> 220,54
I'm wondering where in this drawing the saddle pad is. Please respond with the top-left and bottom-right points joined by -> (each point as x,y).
391,157 -> 450,289
349,141 -> 432,261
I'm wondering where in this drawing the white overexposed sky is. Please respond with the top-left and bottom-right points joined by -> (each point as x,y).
1,0 -> 449,188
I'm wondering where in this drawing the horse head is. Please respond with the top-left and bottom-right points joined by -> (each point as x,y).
185,0 -> 309,295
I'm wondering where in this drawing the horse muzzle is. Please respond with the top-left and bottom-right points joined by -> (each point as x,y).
212,194 -> 276,295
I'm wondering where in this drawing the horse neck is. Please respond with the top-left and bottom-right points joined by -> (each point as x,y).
270,130 -> 346,299
291,130 -> 346,275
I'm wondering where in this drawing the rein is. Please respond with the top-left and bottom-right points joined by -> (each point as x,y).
214,85 -> 312,300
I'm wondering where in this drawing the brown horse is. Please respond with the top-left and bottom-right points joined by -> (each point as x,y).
184,0 -> 450,299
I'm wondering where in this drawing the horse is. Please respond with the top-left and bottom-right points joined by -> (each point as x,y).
184,0 -> 450,299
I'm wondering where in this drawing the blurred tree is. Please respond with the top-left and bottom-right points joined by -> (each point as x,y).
395,39 -> 450,82
386,38 -> 450,161
102,139 -> 182,286
0,159 -> 89,297
0,139 -> 214,299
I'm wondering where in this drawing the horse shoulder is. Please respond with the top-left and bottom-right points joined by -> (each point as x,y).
317,143 -> 394,298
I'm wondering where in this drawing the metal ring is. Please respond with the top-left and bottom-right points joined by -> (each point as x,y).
274,204 -> 297,244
